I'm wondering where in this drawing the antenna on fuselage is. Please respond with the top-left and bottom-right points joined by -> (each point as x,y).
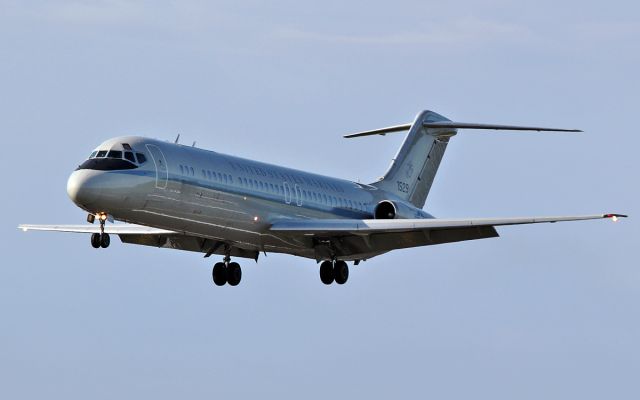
174,134 -> 181,144
192,141 -> 197,147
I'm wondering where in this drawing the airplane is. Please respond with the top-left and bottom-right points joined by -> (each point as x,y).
19,110 -> 626,287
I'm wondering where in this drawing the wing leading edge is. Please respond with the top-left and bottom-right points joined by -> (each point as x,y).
18,224 -> 176,235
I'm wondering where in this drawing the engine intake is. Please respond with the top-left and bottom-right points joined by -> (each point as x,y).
374,200 -> 425,219
374,201 -> 397,219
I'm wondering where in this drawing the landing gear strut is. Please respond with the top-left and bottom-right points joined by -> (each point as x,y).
211,250 -> 242,287
90,214 -> 110,249
319,260 -> 349,285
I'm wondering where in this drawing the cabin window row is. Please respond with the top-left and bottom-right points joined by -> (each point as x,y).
201,169 -> 233,184
178,164 -> 234,185
174,165 -> 366,211
229,161 -> 344,193
237,177 -> 366,211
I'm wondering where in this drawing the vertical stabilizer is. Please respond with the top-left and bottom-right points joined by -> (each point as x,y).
371,110 -> 456,208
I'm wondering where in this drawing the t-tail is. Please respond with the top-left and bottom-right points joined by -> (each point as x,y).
344,110 -> 581,209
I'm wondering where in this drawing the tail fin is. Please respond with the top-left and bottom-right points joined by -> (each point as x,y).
369,110 -> 454,208
345,110 -> 580,209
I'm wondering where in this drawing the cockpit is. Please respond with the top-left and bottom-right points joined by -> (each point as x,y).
77,142 -> 148,171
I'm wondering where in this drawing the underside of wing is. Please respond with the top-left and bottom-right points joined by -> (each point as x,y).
269,213 -> 626,260
270,213 -> 626,234
18,223 -> 261,260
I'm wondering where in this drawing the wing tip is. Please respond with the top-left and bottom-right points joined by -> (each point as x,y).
603,213 -> 628,222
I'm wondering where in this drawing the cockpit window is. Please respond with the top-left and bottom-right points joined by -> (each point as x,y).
107,150 -> 122,159
136,153 -> 147,164
78,144 -> 149,171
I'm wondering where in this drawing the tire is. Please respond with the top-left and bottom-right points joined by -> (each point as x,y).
212,262 -> 227,286
100,233 -> 110,248
319,261 -> 334,285
91,233 -> 101,248
334,260 -> 349,285
227,262 -> 242,286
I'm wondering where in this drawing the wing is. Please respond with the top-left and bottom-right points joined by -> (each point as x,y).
18,224 -> 176,235
269,213 -> 627,260
18,223 -> 261,260
270,214 -> 627,233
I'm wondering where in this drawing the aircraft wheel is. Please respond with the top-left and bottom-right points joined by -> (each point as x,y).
319,260 -> 334,285
212,262 -> 227,286
334,260 -> 349,285
91,233 -> 101,248
100,233 -> 110,248
227,262 -> 242,286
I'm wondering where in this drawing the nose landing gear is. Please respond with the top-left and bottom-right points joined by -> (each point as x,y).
89,213 -> 110,249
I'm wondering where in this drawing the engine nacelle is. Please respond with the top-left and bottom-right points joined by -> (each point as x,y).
374,200 -> 424,219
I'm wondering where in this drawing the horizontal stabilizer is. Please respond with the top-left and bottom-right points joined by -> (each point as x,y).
344,124 -> 412,138
422,121 -> 582,132
345,121 -> 581,138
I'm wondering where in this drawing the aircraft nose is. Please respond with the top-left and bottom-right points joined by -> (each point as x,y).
67,170 -> 103,207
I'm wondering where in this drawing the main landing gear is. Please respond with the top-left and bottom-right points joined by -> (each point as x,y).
319,260 -> 349,285
90,232 -> 110,248
212,255 -> 242,287
90,213 -> 110,249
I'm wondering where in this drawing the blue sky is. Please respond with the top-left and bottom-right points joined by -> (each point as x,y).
1,1 -> 638,399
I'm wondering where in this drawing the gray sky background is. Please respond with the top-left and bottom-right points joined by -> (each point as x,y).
1,1 -> 638,399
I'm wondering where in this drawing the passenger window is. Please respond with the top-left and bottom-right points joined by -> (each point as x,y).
190,167 -> 194,176
96,150 -> 107,158
136,153 -> 147,164
124,151 -> 135,163
202,169 -> 206,178
107,150 -> 122,159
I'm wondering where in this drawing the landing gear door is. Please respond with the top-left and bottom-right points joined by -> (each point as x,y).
145,144 -> 168,189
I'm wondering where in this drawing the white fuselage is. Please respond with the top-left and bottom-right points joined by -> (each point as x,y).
67,136 -> 431,260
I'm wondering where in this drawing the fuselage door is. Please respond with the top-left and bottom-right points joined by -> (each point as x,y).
145,144 -> 169,189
